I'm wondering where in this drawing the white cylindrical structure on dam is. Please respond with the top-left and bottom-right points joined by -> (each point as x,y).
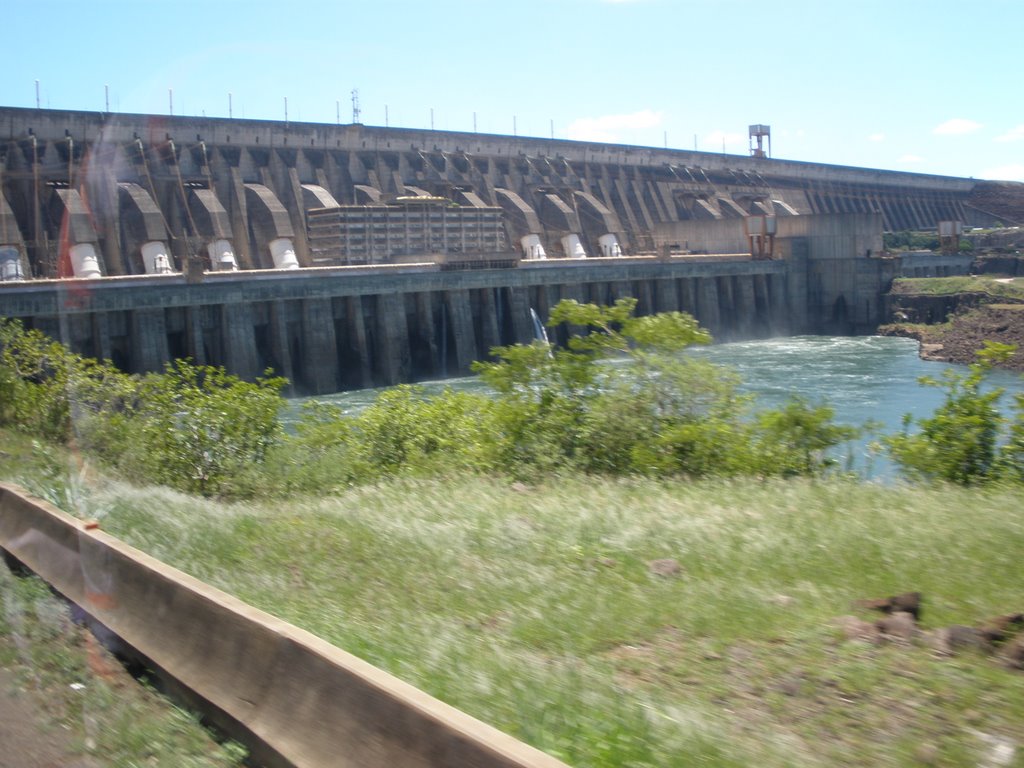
207,239 -> 238,271
269,237 -> 300,270
520,234 -> 547,260
598,233 -> 622,258
141,241 -> 174,274
0,246 -> 25,281
69,243 -> 102,278
561,234 -> 587,259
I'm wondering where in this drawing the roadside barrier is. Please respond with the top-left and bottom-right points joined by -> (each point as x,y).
0,482 -> 569,768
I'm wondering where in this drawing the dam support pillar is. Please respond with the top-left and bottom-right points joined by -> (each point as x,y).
91,312 -> 112,365
610,280 -> 632,304
130,308 -> 169,374
476,288 -> 502,360
267,300 -> 295,388
345,297 -> 373,390
374,293 -> 410,387
299,298 -> 338,394
736,274 -> 757,338
220,303 -> 259,382
444,289 -> 477,375
697,277 -> 721,336
654,278 -> 679,313
506,286 -> 536,344
769,273 -> 790,334
752,274 -> 771,335
680,278 -> 698,317
715,277 -> 735,339
785,243 -> 810,333
636,279 -> 654,316
185,306 -> 206,366
413,292 -> 441,379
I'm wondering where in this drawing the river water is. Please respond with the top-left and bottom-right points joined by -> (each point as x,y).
291,336 -> 1024,480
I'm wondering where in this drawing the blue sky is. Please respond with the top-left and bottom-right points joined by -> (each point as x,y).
4,0 -> 1022,180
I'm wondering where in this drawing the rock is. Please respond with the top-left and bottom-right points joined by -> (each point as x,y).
777,675 -> 803,697
854,597 -> 892,613
920,343 -> 948,362
890,592 -> 923,621
970,729 -> 1018,767
854,591 -> 922,621
648,558 -> 681,577
929,625 -> 990,656
835,615 -> 880,643
980,613 -> 1024,645
913,742 -> 940,765
876,611 -> 918,642
999,636 -> 1024,670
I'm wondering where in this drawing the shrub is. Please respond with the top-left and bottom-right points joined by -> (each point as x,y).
885,342 -> 1015,485
120,361 -> 286,496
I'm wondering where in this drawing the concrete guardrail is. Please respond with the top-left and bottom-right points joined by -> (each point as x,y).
0,482 -> 569,768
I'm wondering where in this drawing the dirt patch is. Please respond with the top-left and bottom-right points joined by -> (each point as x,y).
0,666 -> 93,768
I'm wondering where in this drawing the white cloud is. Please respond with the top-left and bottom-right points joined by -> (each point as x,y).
933,118 -> 982,136
994,125 -> 1024,143
899,154 -> 924,163
979,163 -> 1024,182
567,109 -> 663,143
704,129 -> 746,150
868,133 -> 885,142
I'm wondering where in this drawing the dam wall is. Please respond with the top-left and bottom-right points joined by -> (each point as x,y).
2,257 -> 795,394
0,106 -> 1020,284
0,107 -> 982,394
1,213 -> 972,395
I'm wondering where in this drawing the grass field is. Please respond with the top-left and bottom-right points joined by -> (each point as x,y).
3,428 -> 1024,766
51,468 -> 1022,768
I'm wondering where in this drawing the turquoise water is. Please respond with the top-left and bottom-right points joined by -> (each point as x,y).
289,335 -> 1024,479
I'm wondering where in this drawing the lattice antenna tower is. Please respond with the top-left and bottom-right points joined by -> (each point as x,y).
351,89 -> 361,124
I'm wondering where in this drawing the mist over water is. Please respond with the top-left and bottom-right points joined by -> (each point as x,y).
292,336 -> 1024,480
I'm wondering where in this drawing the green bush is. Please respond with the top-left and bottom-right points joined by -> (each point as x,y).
474,299 -> 855,481
885,342 -> 1016,485
0,302 -> 869,497
353,385 -> 500,476
0,319 -> 78,441
121,361 -> 286,496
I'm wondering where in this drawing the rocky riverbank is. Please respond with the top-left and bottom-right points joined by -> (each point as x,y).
879,304 -> 1024,370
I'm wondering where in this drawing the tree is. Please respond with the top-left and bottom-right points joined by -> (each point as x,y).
886,342 -> 1015,485
474,299 -> 854,479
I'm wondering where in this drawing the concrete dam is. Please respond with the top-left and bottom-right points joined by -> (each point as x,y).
0,106 -> 1008,393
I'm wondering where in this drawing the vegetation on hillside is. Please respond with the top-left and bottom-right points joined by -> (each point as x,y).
890,276 -> 1024,301
1,301 -> 863,498
883,230 -> 973,252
